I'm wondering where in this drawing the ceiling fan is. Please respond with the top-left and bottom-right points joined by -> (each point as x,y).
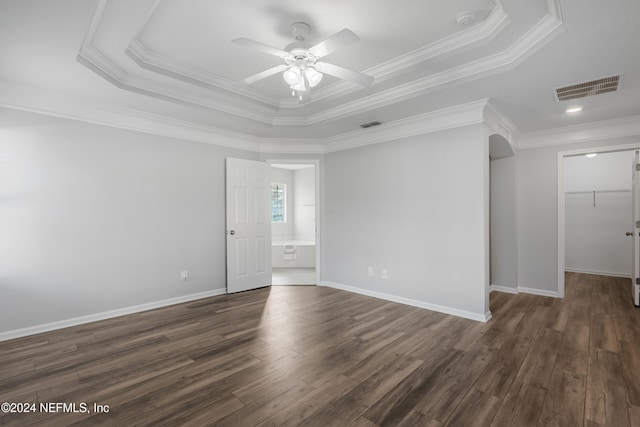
232,22 -> 374,101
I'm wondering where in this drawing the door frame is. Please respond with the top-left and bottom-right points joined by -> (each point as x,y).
267,159 -> 321,286
557,142 -> 640,298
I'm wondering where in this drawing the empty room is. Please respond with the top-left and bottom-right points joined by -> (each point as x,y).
1,0 -> 640,426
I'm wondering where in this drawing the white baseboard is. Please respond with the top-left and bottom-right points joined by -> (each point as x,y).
319,281 -> 490,323
565,268 -> 632,279
489,284 -> 518,294
490,284 -> 559,298
0,288 -> 227,342
517,287 -> 559,298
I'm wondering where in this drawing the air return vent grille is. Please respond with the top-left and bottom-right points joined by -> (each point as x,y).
360,121 -> 382,129
555,75 -> 620,101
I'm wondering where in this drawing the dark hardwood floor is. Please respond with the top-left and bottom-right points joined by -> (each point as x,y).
1,272 -> 639,426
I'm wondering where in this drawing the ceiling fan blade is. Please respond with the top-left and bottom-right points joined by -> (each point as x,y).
308,29 -> 359,58
315,61 -> 374,87
237,64 -> 289,85
232,38 -> 290,59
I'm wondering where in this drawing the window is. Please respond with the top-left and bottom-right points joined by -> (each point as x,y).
271,183 -> 286,223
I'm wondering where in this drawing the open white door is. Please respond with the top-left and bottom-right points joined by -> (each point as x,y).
226,158 -> 271,293
632,151 -> 640,306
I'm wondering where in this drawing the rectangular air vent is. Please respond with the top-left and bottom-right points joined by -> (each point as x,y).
360,121 -> 382,129
555,75 -> 620,102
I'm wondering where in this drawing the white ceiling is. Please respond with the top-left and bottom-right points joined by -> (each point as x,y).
1,0 -> 639,148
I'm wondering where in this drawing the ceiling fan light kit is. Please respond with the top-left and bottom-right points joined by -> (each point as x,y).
233,22 -> 373,102
304,67 -> 323,87
282,49 -> 324,99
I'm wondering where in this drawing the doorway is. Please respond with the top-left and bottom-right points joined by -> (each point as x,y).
489,134 -> 517,297
563,150 -> 635,278
557,143 -> 640,298
268,160 -> 320,286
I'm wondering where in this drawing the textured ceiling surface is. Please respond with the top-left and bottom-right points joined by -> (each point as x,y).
1,0 -> 639,145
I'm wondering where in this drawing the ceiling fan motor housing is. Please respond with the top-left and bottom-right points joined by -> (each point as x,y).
291,22 -> 311,41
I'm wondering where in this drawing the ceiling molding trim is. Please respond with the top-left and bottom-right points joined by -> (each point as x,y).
269,115 -> 309,127
77,44 -> 128,86
77,0 -> 280,126
79,0 -> 108,49
123,1 -> 509,111
483,101 -> 519,143
502,0 -> 563,65
366,1 -> 510,78
0,81 -> 493,156
330,1 -> 509,90
0,80 -> 261,152
125,0 -> 278,107
301,1 -> 563,126
279,1 -> 511,107
77,0 -> 560,128
516,115 -> 640,150
129,0 -> 161,42
6,71 -> 637,155
78,48 -> 277,125
323,99 -> 489,153
126,39 -> 281,108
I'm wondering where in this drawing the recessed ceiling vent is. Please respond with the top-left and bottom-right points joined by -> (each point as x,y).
555,75 -> 620,102
360,121 -> 382,129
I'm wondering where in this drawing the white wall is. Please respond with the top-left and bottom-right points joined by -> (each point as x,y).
564,151 -> 634,192
270,167 -> 294,238
293,166 -> 316,241
517,136 -> 640,295
0,105 -> 504,335
323,125 -> 489,320
491,156 -> 517,290
0,108 -> 258,335
564,151 -> 634,277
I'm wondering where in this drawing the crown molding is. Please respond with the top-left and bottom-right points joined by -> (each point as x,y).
126,39 -> 281,108
303,1 -> 562,126
329,0 -> 510,89
0,80 -> 261,152
516,115 -> 640,150
122,0 -> 509,111
323,99 -> 490,153
484,100 -> 519,143
78,47 -> 278,126
279,1 -> 511,107
124,0 -> 281,107
0,80 -> 494,156
78,0 -> 279,126
77,0 -> 561,128
8,77 -> 638,157
5,75 -> 638,156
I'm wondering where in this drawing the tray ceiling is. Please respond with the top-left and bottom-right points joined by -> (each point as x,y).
1,0 -> 640,146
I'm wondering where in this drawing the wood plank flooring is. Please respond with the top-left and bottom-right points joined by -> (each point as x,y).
1,272 -> 639,426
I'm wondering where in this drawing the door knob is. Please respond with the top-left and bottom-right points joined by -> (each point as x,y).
626,232 -> 633,236
229,230 -> 235,235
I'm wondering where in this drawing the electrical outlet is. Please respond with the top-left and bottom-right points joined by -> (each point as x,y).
181,270 -> 189,281
381,269 -> 388,279
368,267 -> 374,277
